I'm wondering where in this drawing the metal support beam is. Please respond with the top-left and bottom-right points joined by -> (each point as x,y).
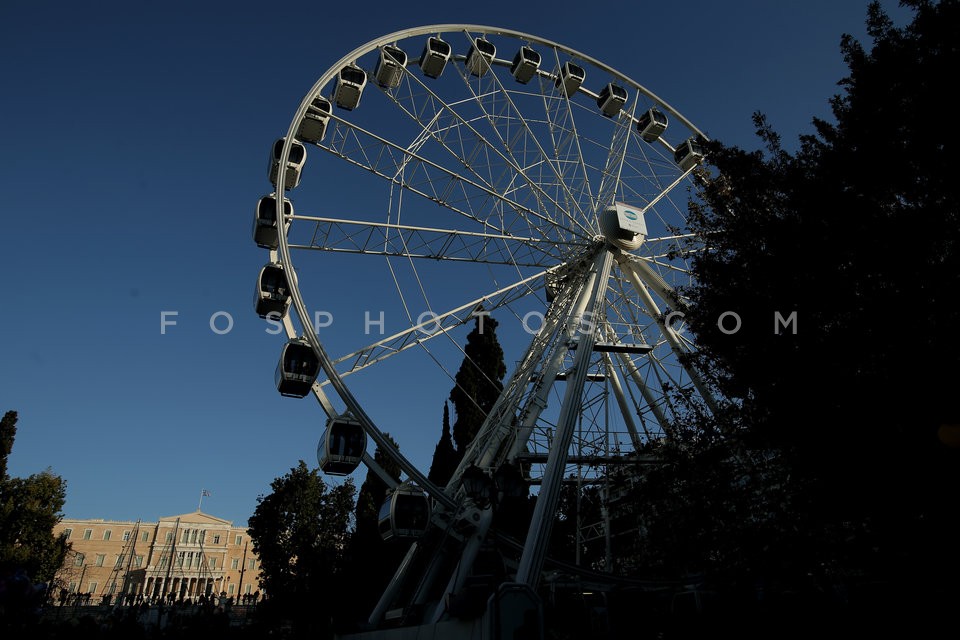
515,248 -> 614,589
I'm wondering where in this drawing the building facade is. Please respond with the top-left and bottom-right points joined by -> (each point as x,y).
52,510 -> 263,603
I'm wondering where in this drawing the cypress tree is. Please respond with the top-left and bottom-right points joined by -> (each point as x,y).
448,314 -> 506,455
427,402 -> 458,487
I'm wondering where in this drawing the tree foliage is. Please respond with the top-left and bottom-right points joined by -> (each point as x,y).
448,314 -> 507,455
343,435 -> 405,627
427,402 -> 457,487
0,410 -> 69,629
648,0 -> 960,595
247,461 -> 355,637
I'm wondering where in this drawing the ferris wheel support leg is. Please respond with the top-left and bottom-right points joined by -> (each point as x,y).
602,351 -> 647,447
515,248 -> 614,589
617,256 -> 719,415
501,303 -> 576,464
426,506 -> 494,624
612,347 -> 673,439
367,541 -> 421,627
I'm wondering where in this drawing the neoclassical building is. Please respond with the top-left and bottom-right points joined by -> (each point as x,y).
52,510 -> 263,602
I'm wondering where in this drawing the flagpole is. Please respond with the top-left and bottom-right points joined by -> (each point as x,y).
198,488 -> 211,512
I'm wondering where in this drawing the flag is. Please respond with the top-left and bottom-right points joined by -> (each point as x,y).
202,489 -> 211,497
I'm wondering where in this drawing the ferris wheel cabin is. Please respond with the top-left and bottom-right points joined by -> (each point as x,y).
268,137 -> 306,191
510,46 -> 541,83
296,95 -> 332,145
252,193 -> 293,250
379,485 -> 431,541
675,137 -> 705,171
418,36 -> 452,79
374,44 -> 408,88
636,107 -> 669,143
465,37 -> 496,77
275,338 -> 321,398
334,64 -> 367,110
597,83 -> 628,117
254,262 -> 291,320
555,61 -> 585,97
317,415 -> 367,475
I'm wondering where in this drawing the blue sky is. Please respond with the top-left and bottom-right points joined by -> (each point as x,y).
1,0 -> 910,527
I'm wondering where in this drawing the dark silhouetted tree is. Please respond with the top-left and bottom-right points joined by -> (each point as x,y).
342,434 -> 404,629
0,410 -> 69,631
658,0 -> 960,598
248,461 -> 354,639
427,402 -> 458,487
449,314 -> 506,455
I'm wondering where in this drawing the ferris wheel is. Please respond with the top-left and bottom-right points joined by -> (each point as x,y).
252,24 -> 718,636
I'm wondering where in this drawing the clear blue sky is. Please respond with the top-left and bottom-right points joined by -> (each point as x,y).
1,0 -> 910,527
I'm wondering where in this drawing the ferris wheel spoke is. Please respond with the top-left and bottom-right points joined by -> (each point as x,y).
374,62 -> 595,243
445,33 -> 595,237
617,255 -> 719,413
592,93 -> 640,210
288,214 -> 577,265
537,46 -> 598,230
320,113 -> 592,247
322,266 -> 559,382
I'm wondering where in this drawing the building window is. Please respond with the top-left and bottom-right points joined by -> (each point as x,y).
74,553 -> 85,567
122,530 -> 131,541
209,557 -> 217,569
68,581 -> 77,593
235,535 -> 242,546
176,552 -> 185,568
134,555 -> 143,568
186,552 -> 194,568
116,555 -> 125,568
141,531 -> 149,543
231,559 -> 239,570
190,530 -> 198,544
83,529 -> 92,540
248,559 -> 256,570
89,582 -> 98,594
165,532 -> 173,543
228,584 -> 235,595
212,534 -> 221,545
103,530 -> 112,541
95,554 -> 105,567
64,528 -> 72,539
245,584 -> 253,595
181,530 -> 190,544
159,556 -> 168,569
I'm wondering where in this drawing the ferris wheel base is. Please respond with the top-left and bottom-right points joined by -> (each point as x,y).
336,582 -> 543,640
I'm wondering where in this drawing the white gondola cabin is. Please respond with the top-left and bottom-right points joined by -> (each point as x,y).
268,137 -> 306,191
252,193 -> 293,250
675,137 -> 705,171
419,36 -> 451,79
465,37 -> 496,77
374,44 -> 408,88
636,107 -> 668,142
597,83 -> 628,117
275,338 -> 320,398
296,95 -> 332,144
317,415 -> 367,475
334,64 -> 367,111
254,262 -> 291,319
555,61 -> 585,97
379,484 -> 431,541
510,46 -> 540,83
